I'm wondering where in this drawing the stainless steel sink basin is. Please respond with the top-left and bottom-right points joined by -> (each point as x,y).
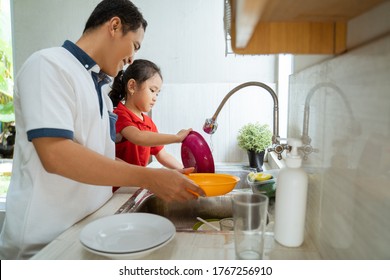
134,194 -> 235,231
215,167 -> 252,190
131,167 -> 253,231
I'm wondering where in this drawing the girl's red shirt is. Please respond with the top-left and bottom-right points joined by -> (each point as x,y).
114,102 -> 163,166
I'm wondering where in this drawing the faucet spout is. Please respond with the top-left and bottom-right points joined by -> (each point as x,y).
303,83 -> 354,144
302,82 -> 360,160
203,81 -> 280,144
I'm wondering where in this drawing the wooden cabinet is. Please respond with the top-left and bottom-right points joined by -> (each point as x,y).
230,0 -> 386,54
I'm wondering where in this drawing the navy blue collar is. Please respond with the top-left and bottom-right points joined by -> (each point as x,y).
62,40 -> 97,71
62,40 -> 110,117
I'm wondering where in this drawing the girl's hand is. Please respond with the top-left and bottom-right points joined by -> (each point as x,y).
176,128 -> 192,142
179,167 -> 195,175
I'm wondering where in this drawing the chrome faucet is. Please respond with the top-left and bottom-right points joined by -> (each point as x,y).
203,81 -> 288,160
302,82 -> 360,160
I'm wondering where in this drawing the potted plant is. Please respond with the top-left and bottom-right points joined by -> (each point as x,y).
237,122 -> 272,171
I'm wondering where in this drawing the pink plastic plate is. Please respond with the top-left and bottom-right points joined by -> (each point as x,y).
181,131 -> 215,173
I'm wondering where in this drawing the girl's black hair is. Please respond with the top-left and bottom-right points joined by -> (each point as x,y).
109,59 -> 162,107
83,0 -> 147,34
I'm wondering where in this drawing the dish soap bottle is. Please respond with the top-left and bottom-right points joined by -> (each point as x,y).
274,138 -> 308,247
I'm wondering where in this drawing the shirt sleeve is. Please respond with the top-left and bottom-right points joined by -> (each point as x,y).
114,106 -> 137,134
16,50 -> 76,141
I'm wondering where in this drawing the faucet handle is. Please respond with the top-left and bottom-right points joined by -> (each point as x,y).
268,144 -> 290,160
299,144 -> 319,160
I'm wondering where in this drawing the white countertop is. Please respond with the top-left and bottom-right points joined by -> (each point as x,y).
32,187 -> 321,260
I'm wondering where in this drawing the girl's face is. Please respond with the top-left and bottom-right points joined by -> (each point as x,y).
129,73 -> 162,113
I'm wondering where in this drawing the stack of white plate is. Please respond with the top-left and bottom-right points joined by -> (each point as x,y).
79,213 -> 175,259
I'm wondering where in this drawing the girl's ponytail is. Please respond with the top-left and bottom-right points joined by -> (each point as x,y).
109,70 -> 125,107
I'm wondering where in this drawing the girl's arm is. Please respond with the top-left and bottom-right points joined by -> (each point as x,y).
121,126 -> 191,146
154,148 -> 184,169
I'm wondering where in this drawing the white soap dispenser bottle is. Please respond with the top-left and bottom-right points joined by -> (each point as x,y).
274,138 -> 308,247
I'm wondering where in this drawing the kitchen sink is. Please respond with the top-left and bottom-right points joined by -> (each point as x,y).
133,194 -> 235,231
131,167 -> 254,231
215,166 -> 252,190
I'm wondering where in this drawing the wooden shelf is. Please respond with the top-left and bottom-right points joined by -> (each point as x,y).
230,0 -> 386,54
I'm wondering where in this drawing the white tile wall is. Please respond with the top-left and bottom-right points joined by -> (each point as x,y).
288,34 -> 390,259
152,82 -> 276,163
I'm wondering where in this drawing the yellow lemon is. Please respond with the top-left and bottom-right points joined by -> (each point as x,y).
248,172 -> 256,181
254,172 -> 272,181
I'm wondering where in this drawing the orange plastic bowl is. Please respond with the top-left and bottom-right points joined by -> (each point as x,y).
186,173 -> 240,197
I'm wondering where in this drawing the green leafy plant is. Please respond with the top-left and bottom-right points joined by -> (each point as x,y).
237,122 -> 272,153
0,35 -> 15,157
0,39 -> 13,95
0,38 -> 14,120
1,4 -> 15,123
0,99 -> 14,123
0,38 -> 15,153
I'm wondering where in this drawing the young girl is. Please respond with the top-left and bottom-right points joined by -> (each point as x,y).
109,59 -> 190,169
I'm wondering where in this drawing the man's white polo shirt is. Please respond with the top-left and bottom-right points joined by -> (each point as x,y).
0,41 -> 115,259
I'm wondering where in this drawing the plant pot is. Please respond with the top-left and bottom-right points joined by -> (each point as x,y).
247,150 -> 265,172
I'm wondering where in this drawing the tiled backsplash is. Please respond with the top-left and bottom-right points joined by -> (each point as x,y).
288,34 -> 390,259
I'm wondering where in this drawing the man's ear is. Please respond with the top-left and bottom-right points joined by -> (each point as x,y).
109,17 -> 122,34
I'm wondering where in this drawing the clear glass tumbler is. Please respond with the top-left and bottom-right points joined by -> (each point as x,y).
232,193 -> 269,260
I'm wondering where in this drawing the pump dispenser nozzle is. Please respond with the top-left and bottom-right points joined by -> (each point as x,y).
286,138 -> 303,168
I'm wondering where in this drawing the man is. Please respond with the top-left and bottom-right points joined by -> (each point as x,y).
0,0 -> 204,260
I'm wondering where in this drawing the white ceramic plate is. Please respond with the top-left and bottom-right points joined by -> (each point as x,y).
82,234 -> 175,259
79,213 -> 175,254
